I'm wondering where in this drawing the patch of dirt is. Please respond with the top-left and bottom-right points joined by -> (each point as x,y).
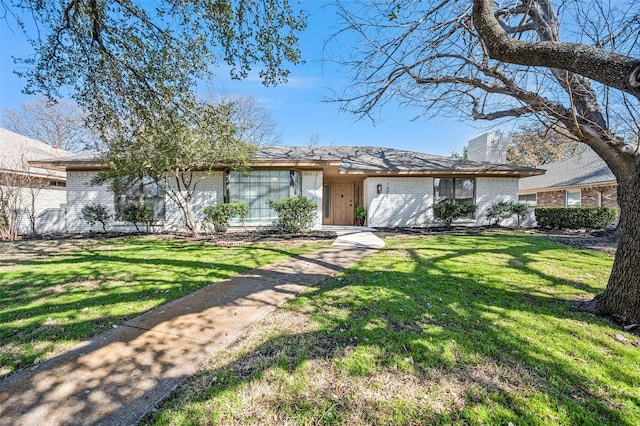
540,229 -> 619,254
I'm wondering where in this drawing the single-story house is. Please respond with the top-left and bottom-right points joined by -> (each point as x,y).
0,127 -> 70,235
518,148 -> 618,210
31,136 -> 543,233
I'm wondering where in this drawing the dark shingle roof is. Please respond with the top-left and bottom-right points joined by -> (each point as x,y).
518,149 -> 616,191
30,145 -> 542,176
256,146 -> 539,174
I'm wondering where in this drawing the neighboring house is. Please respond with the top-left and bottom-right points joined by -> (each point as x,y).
0,128 -> 70,235
31,134 -> 542,233
518,148 -> 618,210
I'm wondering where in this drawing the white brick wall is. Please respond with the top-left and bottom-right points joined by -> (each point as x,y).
66,170 -> 225,233
467,132 -> 508,163
164,171 -> 224,232
66,171 -> 116,232
475,177 -> 520,226
365,177 -> 434,227
301,170 -> 323,230
14,185 -> 67,234
364,176 -> 520,228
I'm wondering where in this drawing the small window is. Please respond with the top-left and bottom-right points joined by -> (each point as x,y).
518,193 -> 537,207
323,184 -> 331,218
49,181 -> 66,187
566,190 -> 581,207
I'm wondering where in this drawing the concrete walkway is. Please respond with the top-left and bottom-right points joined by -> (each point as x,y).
325,225 -> 386,249
0,229 -> 384,426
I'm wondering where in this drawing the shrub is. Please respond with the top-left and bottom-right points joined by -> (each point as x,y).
511,203 -> 529,227
433,200 -> 476,227
486,201 -> 514,226
485,201 -> 531,227
354,206 -> 367,225
81,203 -> 110,231
535,207 -> 617,229
202,202 -> 249,233
122,204 -> 156,232
268,197 -> 318,233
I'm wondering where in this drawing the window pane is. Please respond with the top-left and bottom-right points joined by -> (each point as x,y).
518,194 -> 536,207
114,176 -> 165,219
230,170 -> 299,222
323,185 -> 330,218
434,178 -> 453,201
567,190 -> 581,206
455,178 -> 475,201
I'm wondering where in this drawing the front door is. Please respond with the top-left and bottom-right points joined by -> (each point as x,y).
332,183 -> 353,225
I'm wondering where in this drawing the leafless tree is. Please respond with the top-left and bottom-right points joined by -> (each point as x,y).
2,96 -> 102,153
334,0 -> 640,323
0,154 -> 47,240
213,94 -> 282,146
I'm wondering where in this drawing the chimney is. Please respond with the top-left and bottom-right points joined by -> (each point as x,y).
466,132 -> 508,163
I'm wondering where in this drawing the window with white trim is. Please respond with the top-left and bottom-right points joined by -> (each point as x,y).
566,189 -> 581,207
518,193 -> 537,207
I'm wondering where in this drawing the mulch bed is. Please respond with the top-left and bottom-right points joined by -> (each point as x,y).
15,227 -> 618,253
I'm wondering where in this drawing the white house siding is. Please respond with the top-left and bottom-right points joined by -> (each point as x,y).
475,177 -> 520,226
364,176 -> 520,228
164,171 -> 224,232
18,186 -> 67,234
301,170 -> 323,230
66,171 -> 115,232
365,177 -> 434,227
66,170 -> 225,233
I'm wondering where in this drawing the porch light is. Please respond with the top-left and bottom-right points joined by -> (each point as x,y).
377,184 -> 383,194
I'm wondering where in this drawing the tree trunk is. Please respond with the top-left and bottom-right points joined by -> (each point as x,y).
582,174 -> 640,323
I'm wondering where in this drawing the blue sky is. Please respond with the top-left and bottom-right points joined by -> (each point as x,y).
0,2 -> 496,156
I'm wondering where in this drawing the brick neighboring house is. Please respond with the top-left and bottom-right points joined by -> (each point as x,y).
31,134 -> 543,233
0,127 -> 70,235
518,148 -> 618,210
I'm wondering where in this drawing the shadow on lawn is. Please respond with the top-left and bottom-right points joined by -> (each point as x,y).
0,239 -> 308,371
152,234 -> 638,425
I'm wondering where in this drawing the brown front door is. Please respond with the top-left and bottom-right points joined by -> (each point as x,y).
332,183 -> 354,225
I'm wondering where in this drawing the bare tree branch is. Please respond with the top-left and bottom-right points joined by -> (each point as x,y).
472,0 -> 640,98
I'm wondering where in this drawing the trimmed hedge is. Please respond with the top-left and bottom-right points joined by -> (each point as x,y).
534,207 -> 617,229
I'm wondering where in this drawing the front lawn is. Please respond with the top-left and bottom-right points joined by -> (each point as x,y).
150,232 -> 640,425
0,236 -> 328,376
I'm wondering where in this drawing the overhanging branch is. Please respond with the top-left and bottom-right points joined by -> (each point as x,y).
472,0 -> 640,99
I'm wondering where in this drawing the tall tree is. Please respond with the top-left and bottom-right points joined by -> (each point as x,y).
4,0 -> 304,233
2,97 -> 99,153
95,99 -> 255,234
335,0 -> 640,323
508,125 -> 585,167
5,0 -> 306,139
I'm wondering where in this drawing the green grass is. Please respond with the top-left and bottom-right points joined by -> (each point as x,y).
0,236 -> 328,375
149,232 -> 640,425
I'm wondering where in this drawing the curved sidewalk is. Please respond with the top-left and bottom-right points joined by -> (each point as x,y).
0,229 -> 384,426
